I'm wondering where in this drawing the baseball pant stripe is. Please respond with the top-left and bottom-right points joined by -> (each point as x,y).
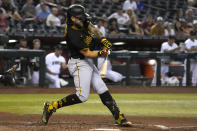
75,62 -> 81,97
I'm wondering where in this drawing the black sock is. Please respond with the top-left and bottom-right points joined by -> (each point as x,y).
99,91 -> 120,120
57,94 -> 82,109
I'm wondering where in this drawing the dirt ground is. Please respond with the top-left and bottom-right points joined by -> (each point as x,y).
1,86 -> 197,131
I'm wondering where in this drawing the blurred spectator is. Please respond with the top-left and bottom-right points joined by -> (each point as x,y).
1,0 -> 23,20
35,0 -> 50,14
150,16 -> 164,36
123,0 -> 137,11
31,39 -> 41,85
186,9 -> 194,24
164,22 -> 175,36
174,21 -> 184,37
180,18 -> 192,36
57,5 -> 66,25
108,7 -> 130,25
176,9 -> 185,22
193,20 -> 197,32
95,19 -> 106,36
21,0 -> 36,20
108,18 -> 119,35
128,15 -> 144,35
125,9 -> 136,24
0,9 -> 9,31
15,39 -> 29,50
141,14 -> 153,35
188,0 -> 194,8
103,19 -> 109,35
136,0 -> 144,11
38,3 -> 51,22
46,7 -> 61,27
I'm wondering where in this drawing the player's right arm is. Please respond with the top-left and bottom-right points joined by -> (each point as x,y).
80,48 -> 99,58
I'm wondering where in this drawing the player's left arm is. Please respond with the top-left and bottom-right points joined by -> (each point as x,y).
87,22 -> 112,50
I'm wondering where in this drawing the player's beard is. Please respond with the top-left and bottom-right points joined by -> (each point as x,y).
73,22 -> 83,29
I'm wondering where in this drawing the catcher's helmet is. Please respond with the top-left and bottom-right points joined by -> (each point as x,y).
67,4 -> 87,19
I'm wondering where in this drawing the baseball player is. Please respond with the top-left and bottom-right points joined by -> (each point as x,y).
152,35 -> 180,86
45,45 -> 67,88
97,57 -> 125,82
182,31 -> 197,86
31,39 -> 41,85
41,4 -> 132,127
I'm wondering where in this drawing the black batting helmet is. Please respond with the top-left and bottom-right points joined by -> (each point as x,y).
67,4 -> 86,19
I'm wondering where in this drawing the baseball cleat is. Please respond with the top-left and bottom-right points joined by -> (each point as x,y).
115,113 -> 132,127
41,102 -> 56,125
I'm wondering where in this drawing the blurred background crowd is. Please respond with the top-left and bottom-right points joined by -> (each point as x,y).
0,0 -> 196,37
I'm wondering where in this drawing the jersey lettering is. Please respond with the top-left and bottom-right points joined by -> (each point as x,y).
52,61 -> 62,65
84,31 -> 93,45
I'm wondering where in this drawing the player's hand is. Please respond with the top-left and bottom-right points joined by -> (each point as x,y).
100,37 -> 112,49
98,50 -> 111,56
6,64 -> 18,74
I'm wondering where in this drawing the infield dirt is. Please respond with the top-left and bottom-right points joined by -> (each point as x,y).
0,86 -> 197,131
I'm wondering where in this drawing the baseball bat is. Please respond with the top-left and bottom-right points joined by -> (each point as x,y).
100,55 -> 108,78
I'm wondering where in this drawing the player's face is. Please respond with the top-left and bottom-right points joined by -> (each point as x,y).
169,39 -> 174,44
20,40 -> 27,47
34,42 -> 40,50
71,16 -> 84,27
190,35 -> 196,40
55,49 -> 62,56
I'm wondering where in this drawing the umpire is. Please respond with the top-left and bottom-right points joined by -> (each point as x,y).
41,4 -> 132,127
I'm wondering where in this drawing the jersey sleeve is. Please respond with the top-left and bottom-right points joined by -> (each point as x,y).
160,43 -> 166,53
185,40 -> 192,50
68,29 -> 89,51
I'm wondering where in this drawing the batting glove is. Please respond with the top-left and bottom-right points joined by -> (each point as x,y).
98,50 -> 111,56
100,37 -> 112,49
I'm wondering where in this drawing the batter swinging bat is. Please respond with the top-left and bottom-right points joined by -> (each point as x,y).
100,55 -> 108,78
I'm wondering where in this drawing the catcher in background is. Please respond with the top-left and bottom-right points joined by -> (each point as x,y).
0,64 -> 18,86
41,4 -> 132,127
45,45 -> 67,88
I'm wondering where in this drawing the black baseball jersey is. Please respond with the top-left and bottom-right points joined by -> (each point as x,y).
64,24 -> 97,59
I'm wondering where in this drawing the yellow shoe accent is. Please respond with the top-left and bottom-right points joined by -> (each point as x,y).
52,102 -> 58,110
115,113 -> 132,127
48,103 -> 54,111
